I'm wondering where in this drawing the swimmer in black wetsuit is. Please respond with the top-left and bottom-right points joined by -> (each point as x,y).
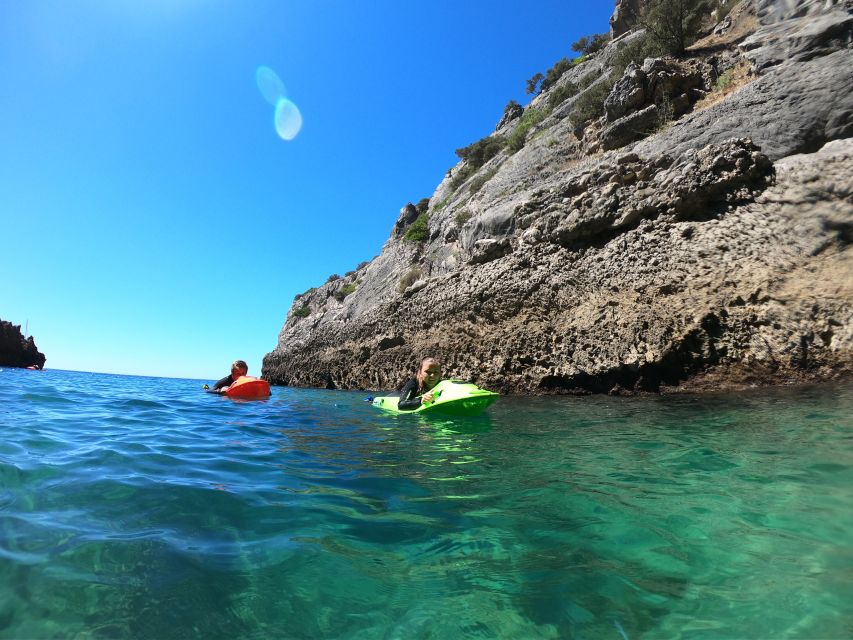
208,360 -> 248,394
398,357 -> 441,410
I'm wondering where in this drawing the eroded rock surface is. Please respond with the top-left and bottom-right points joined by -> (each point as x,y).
264,0 -> 853,394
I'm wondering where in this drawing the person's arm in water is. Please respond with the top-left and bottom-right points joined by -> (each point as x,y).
210,375 -> 233,393
397,378 -> 422,410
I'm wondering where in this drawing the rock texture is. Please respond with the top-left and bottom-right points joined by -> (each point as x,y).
0,320 -> 46,369
610,0 -> 642,38
264,0 -> 853,394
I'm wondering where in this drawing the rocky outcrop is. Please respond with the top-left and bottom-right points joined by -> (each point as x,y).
393,202 -> 420,238
264,0 -> 853,394
610,0 -> 642,38
0,320 -> 46,369
497,101 -> 525,130
742,9 -> 853,70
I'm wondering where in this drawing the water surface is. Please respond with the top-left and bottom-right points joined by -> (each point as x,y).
1,368 -> 851,638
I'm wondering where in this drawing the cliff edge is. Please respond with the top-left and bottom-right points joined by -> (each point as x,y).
0,320 -> 46,370
264,0 -> 853,394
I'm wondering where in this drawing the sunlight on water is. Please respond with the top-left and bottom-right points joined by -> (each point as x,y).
1,368 -> 851,639
274,98 -> 303,141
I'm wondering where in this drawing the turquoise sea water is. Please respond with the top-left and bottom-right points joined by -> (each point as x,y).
1,368 -> 851,639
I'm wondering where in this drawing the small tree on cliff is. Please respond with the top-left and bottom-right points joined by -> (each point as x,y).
526,72 -> 544,95
571,33 -> 610,57
640,0 -> 709,56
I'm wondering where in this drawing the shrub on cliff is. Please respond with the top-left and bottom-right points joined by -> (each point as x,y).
540,58 -> 572,93
451,134 -> 507,192
455,135 -> 506,169
397,267 -> 423,293
455,209 -> 472,226
333,283 -> 358,301
526,72 -> 544,95
567,34 -> 658,127
507,107 -> 547,152
293,305 -> 311,318
640,0 -> 709,56
610,34 -> 658,79
403,212 -> 430,243
571,33 -> 610,57
449,166 -> 474,191
572,80 -> 612,124
469,168 -> 498,194
548,81 -> 579,111
294,286 -> 317,301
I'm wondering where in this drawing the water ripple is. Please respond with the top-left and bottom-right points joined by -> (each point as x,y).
0,369 -> 851,638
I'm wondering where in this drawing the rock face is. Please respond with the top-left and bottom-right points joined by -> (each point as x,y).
264,0 -> 853,394
610,0 -> 642,38
0,320 -> 46,369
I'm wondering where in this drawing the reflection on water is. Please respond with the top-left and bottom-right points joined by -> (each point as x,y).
1,369 -> 851,639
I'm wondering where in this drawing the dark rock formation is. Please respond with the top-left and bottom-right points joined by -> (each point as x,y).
600,55 -> 720,150
602,104 -> 660,150
264,0 -> 853,394
497,101 -> 525,130
610,0 -> 642,38
0,320 -> 46,369
393,202 -> 420,238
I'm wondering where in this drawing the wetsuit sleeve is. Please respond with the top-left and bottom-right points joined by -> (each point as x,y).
212,375 -> 233,391
397,378 -> 422,410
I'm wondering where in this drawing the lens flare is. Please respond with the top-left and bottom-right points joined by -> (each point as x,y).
256,66 -> 285,106
274,98 -> 303,141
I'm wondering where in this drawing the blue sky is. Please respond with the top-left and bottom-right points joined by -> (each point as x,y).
1,0 -> 613,380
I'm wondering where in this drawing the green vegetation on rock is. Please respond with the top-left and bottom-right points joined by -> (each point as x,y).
403,212 -> 430,243
540,58 -> 573,93
455,135 -> 506,169
571,33 -> 609,57
397,266 -> 423,292
469,168 -> 498,194
640,0 -> 709,56
451,135 -> 507,191
507,108 -> 547,152
525,72 -> 544,95
334,283 -> 358,301
548,81 -> 580,111
572,80 -> 612,124
455,209 -> 473,226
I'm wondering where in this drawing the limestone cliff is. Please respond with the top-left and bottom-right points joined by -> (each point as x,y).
0,320 -> 46,369
264,0 -> 853,394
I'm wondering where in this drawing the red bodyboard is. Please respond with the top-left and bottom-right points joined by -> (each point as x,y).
225,376 -> 271,399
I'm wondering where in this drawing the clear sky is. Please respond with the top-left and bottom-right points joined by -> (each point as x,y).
1,0 -> 614,380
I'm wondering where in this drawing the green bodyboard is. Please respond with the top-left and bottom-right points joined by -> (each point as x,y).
372,379 -> 499,416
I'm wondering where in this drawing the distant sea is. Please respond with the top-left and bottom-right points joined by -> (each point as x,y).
1,368 -> 851,639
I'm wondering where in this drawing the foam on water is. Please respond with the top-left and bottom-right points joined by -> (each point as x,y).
1,368 -> 851,639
